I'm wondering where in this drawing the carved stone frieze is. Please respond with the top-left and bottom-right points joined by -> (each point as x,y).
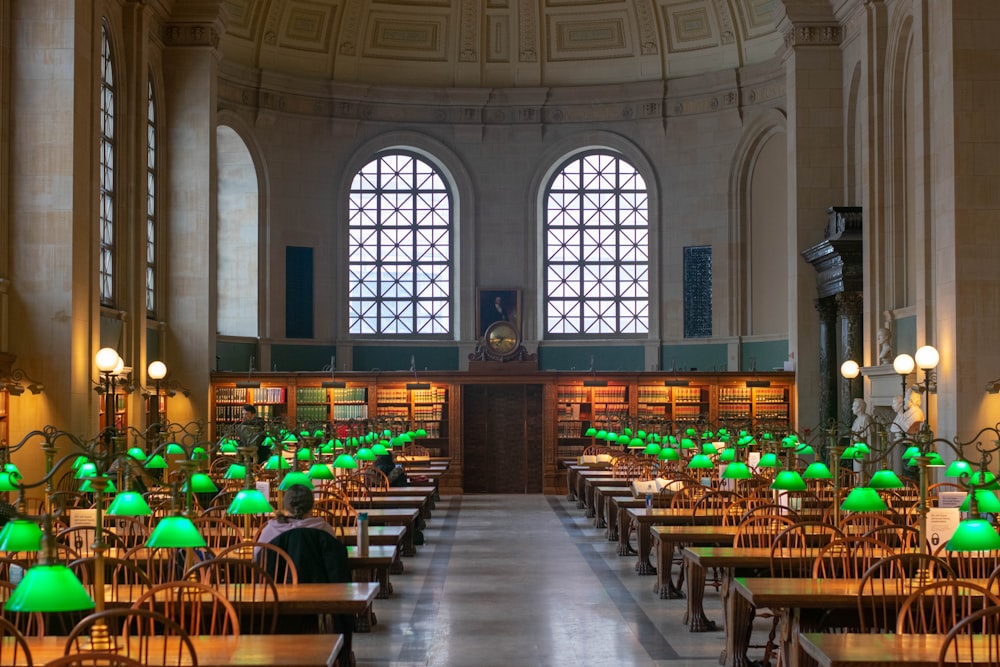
459,0 -> 480,62
162,24 -> 221,48
339,0 -> 364,55
633,0 -> 658,55
782,24 -> 842,48
518,0 -> 538,62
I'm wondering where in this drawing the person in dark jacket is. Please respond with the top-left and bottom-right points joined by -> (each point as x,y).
255,484 -> 355,654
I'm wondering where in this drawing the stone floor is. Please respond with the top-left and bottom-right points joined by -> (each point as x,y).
352,494 -> 757,667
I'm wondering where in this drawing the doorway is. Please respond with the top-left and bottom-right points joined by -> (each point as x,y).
462,384 -> 543,493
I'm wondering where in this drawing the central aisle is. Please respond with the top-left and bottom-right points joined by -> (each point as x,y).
352,494 -> 727,666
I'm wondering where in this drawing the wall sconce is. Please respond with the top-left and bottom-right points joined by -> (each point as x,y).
0,353 -> 44,396
405,355 -> 430,391
986,379 -> 1000,394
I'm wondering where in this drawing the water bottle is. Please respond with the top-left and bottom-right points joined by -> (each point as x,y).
645,493 -> 653,510
358,511 -> 369,557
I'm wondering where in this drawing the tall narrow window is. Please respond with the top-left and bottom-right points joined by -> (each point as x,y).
544,152 -> 649,335
348,152 -> 452,335
683,246 -> 712,338
146,78 -> 157,317
99,25 -> 116,306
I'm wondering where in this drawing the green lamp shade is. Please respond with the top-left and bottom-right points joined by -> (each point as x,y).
595,430 -> 608,440
701,443 -> 719,455
333,453 -> 358,469
146,516 -> 206,548
737,435 -> 755,447
945,460 -> 973,478
415,428 -> 427,438
165,443 -> 185,455
320,440 -> 336,454
296,448 -> 314,461
0,472 -> 20,492
0,520 -> 42,551
74,463 -> 97,480
190,447 -> 209,461
970,472 -> 1000,490
722,462 -> 753,480
227,489 -> 274,515
908,452 -> 945,467
802,462 -> 833,480
642,443 -> 661,456
686,428 -> 697,437
262,436 -> 277,449
182,473 -> 218,494
127,447 -> 148,461
901,446 -> 921,461
72,456 -> 90,470
771,470 -> 807,491
604,432 -> 617,444
688,454 -> 715,469
658,448 -> 680,461
718,448 -> 736,463
946,519 -> 1000,552
795,444 -> 815,456
840,487 -> 888,512
868,470 -> 905,489
851,442 -> 871,456
617,435 -> 631,446
841,446 -> 858,460
223,464 -> 247,480
584,427 -> 597,437
960,490 -> 1000,513
307,463 -> 335,480
79,477 -> 116,494
680,438 -> 696,450
781,436 -> 797,449
757,453 -> 779,469
356,448 -> 376,461
3,463 -> 19,475
4,564 -> 95,612
399,433 -> 414,444
144,454 -> 168,470
264,455 -> 291,470
278,471 -> 314,491
282,433 -> 298,444
371,444 -> 389,456
106,491 -> 152,516
628,437 -> 645,449
218,438 -> 238,454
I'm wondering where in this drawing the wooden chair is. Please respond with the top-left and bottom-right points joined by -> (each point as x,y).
928,481 -> 964,504
190,516 -> 243,552
837,511 -> 898,537
68,556 -> 152,600
313,497 -> 357,538
769,522 -> 845,576
0,616 -> 32,667
0,580 -> 45,637
732,514 -> 795,549
41,652 -> 145,667
216,541 -> 299,584
739,503 -> 800,524
691,490 -> 739,525
360,467 -> 390,493
857,552 -> 956,632
132,581 -> 240,637
938,544 -> 1000,580
184,558 -> 279,634
102,516 -> 150,549
938,605 -> 1000,666
65,608 -> 198,667
56,526 -> 130,556
719,497 -> 768,527
811,537 -> 896,579
861,524 -> 921,552
120,545 -> 213,585
896,580 -> 1000,634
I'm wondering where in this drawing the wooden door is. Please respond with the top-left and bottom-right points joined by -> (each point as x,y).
462,384 -> 543,493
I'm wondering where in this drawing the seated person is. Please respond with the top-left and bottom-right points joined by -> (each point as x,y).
374,451 -> 408,487
256,484 -> 354,648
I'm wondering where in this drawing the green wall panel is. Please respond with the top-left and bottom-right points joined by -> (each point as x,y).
539,346 -> 644,371
217,341 -> 257,372
740,340 -> 788,372
353,346 -> 459,372
661,344 -> 728,372
271,344 -> 337,372
895,315 -> 917,356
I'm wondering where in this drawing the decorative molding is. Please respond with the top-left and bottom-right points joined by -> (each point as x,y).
633,0 -> 658,55
782,24 -> 842,48
262,0 -> 287,46
162,23 -> 222,48
458,0 -> 480,62
339,0 -> 364,54
517,0 -> 538,61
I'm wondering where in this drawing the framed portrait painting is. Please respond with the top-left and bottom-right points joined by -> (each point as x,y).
478,288 -> 520,337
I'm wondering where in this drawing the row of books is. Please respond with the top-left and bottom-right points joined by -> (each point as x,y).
215,387 -> 287,404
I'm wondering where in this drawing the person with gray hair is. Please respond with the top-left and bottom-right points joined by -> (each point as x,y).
255,484 -> 336,550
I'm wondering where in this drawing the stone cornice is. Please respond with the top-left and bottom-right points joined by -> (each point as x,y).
782,24 -> 843,48
162,23 -> 222,48
217,60 -> 785,124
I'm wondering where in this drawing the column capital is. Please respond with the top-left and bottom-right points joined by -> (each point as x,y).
835,291 -> 863,319
775,0 -> 842,48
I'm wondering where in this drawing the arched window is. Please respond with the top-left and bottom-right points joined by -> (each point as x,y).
99,24 -> 116,306
544,151 -> 649,335
146,77 -> 158,317
216,125 -> 259,337
348,152 -> 452,335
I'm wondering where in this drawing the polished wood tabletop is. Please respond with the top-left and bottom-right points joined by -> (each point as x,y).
16,633 -> 343,667
363,507 -> 420,556
798,632 -> 990,667
624,508 -> 726,574
651,526 -> 739,599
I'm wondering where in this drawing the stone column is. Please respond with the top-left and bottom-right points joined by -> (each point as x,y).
836,291 -> 863,425
816,296 -> 838,430
160,4 -> 225,424
776,1 -> 845,432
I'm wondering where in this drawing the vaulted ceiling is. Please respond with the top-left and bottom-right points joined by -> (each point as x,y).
218,0 -> 785,87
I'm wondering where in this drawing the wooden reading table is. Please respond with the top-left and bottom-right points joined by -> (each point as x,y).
624,508 -> 725,574
650,525 -> 738,598
18,634 -> 345,667
364,507 -> 420,556
798,632 -> 992,667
